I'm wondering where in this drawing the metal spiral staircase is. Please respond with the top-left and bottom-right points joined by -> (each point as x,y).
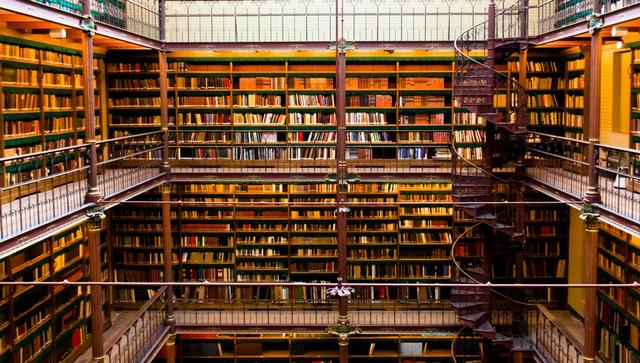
450,0 -> 530,361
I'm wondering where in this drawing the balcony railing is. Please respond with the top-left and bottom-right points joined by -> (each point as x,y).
0,132 -> 165,242
527,305 -> 587,363
104,286 -> 170,363
32,0 -> 161,39
526,132 -> 640,223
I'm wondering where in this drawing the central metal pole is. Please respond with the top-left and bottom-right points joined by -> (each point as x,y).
335,0 -> 349,361
83,0 -> 100,203
159,51 -> 171,175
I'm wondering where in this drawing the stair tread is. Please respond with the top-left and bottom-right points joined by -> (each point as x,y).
474,320 -> 496,333
475,213 -> 496,219
466,267 -> 486,275
459,311 -> 490,323
451,301 -> 490,309
494,332 -> 512,343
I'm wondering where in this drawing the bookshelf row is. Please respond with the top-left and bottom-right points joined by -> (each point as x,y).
110,181 -> 458,303
453,189 -> 569,305
501,50 -> 588,141
0,223 -> 110,363
104,53 -> 485,164
152,332 -> 482,363
0,32 -> 105,188
597,222 -> 640,362
628,44 -> 640,194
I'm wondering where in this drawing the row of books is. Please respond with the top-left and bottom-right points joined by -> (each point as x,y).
527,76 -> 565,89
110,78 -> 159,89
347,95 -> 393,107
398,95 -> 446,107
398,77 -> 445,89
290,77 -> 334,89
529,111 -> 563,126
510,60 -> 560,72
345,77 -> 391,89
288,94 -> 334,107
175,77 -> 230,89
237,77 -> 286,89
1,44 -> 83,67
234,94 -> 282,107
106,62 -> 159,72
522,259 -> 567,278
528,94 -> 560,107
178,96 -> 229,107
567,74 -> 585,89
566,94 -> 584,108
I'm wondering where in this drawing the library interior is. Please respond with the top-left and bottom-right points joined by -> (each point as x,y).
1,0 -> 640,362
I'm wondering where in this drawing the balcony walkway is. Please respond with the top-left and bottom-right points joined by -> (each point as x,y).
173,307 -> 461,333
527,167 -> 640,223
0,168 -> 163,243
529,307 -> 586,363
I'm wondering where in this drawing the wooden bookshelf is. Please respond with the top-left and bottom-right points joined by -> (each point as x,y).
0,31 -> 104,189
152,332 -> 481,362
629,44 -> 640,193
597,222 -> 640,362
103,51 -> 486,167
523,194 -> 569,306
105,51 -> 168,141
110,181 -> 455,303
0,223 -> 110,363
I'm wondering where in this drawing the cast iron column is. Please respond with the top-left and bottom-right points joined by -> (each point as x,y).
336,1 -> 349,362
159,51 -> 171,175
583,1 -> 603,360
82,0 -> 100,203
581,206 -> 600,361
161,184 -> 175,329
87,209 -> 106,362
585,0 -> 602,204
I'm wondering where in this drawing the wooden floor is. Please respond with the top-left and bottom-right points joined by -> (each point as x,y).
1,168 -> 162,241
74,310 -> 139,363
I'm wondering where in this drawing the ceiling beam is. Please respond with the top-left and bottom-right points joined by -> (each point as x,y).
4,21 -> 67,29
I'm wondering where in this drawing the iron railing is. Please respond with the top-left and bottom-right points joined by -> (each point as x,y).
527,304 -> 587,363
0,131 -> 165,242
32,0 -> 161,39
0,144 -> 90,242
95,131 -> 165,199
104,286 -> 170,363
526,131 -> 640,223
6,281 -> 636,362
169,129 -> 454,175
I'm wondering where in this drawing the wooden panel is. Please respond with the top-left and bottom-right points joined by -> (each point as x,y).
568,208 -> 586,318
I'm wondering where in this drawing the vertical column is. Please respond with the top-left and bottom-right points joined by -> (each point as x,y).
583,3 -> 602,359
335,2 -> 349,363
582,206 -> 600,361
83,0 -> 100,203
484,0 -> 496,170
585,0 -> 602,204
164,335 -> 176,363
159,52 -> 171,175
87,210 -> 106,362
161,184 -> 175,329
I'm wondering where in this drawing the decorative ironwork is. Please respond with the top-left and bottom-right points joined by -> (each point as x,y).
580,204 -> 600,232
326,278 -> 355,297
80,16 -> 97,35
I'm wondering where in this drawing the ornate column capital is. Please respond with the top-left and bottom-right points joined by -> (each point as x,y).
86,205 -> 106,231
580,205 -> 600,232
